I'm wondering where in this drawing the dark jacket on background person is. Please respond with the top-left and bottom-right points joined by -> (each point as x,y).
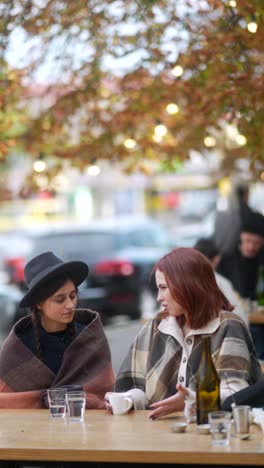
217,210 -> 264,299
213,183 -> 253,256
217,211 -> 264,359
0,309 -> 114,408
217,247 -> 264,300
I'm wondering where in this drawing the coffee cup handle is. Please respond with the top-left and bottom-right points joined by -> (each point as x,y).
121,397 -> 133,414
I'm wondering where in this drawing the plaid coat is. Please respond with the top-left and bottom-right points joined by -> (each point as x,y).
0,309 -> 114,408
115,311 -> 262,408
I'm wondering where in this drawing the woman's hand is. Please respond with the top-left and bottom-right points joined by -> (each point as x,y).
104,392 -> 113,414
149,383 -> 190,420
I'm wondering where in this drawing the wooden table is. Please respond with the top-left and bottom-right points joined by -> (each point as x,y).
0,410 -> 263,466
249,312 -> 264,325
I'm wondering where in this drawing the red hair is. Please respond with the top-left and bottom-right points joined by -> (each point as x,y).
153,247 -> 233,329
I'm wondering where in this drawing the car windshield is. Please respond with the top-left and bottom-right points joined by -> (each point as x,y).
30,232 -> 116,264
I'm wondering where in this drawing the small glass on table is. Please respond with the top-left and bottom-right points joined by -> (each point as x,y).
208,411 -> 232,446
47,388 -> 66,418
66,391 -> 86,422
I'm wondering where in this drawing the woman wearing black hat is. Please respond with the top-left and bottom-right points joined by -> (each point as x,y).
0,251 -> 114,408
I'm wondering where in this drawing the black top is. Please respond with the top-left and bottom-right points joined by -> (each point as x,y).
217,248 -> 264,300
17,321 -> 86,374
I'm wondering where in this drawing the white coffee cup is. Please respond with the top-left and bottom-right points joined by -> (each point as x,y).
108,392 -> 133,415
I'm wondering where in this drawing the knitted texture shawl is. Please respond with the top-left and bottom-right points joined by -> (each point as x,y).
0,309 -> 114,408
115,311 -> 262,408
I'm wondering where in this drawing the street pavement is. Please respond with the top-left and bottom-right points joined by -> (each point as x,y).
104,317 -> 142,375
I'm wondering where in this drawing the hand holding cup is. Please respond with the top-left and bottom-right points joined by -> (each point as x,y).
105,392 -> 133,415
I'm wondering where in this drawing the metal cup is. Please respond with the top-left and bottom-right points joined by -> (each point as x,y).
232,405 -> 251,435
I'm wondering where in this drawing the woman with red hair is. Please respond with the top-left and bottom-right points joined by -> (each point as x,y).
106,247 -> 262,418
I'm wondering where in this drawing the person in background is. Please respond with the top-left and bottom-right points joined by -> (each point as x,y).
213,181 -> 258,256
105,248 -> 262,419
0,251 -> 114,408
217,212 -> 264,358
194,237 -> 248,324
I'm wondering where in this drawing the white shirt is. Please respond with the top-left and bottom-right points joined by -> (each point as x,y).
215,272 -> 249,325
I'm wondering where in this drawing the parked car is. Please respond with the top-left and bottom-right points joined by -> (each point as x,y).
0,284 -> 24,339
2,216 -> 174,326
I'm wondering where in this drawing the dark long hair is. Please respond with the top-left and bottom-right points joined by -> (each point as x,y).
31,273 -> 77,361
153,247 -> 234,329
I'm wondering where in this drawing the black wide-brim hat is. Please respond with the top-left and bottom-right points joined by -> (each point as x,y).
19,251 -> 89,308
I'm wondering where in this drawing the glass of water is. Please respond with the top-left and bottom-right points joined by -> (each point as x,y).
66,391 -> 86,422
208,411 -> 232,446
47,388 -> 66,418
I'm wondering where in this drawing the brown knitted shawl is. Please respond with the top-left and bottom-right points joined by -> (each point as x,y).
0,309 -> 114,408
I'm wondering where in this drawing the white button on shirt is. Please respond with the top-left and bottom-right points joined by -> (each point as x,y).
158,316 -> 196,387
178,337 -> 193,386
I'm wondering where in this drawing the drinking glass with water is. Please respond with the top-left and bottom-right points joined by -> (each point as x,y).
66,391 -> 86,422
47,388 -> 66,418
208,411 -> 232,446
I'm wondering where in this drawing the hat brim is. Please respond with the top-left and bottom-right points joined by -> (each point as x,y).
19,260 -> 89,308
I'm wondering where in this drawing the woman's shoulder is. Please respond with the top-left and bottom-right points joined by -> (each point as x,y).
14,314 -> 34,338
217,310 -> 250,340
0,315 -> 33,357
74,309 -> 108,340
134,314 -> 163,340
219,309 -> 246,324
75,308 -> 100,324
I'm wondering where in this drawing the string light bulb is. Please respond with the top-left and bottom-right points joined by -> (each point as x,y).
166,103 -> 179,115
86,164 -> 101,176
33,153 -> 46,173
33,160 -> 46,172
154,123 -> 167,137
124,138 -> 137,149
171,65 -> 183,77
247,21 -> 258,33
227,0 -> 236,7
204,136 -> 216,148
236,134 -> 247,146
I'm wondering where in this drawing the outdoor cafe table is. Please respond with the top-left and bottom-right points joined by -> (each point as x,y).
0,410 -> 264,467
249,310 -> 264,325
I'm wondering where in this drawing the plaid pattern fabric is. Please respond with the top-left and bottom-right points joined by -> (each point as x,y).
0,309 -> 114,408
115,311 -> 262,408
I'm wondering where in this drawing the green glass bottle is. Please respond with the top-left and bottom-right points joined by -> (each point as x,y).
196,335 -> 221,425
256,265 -> 264,307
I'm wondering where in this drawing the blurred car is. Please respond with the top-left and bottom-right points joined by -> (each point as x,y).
0,232 -> 32,284
2,216 -> 173,325
0,284 -> 24,339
